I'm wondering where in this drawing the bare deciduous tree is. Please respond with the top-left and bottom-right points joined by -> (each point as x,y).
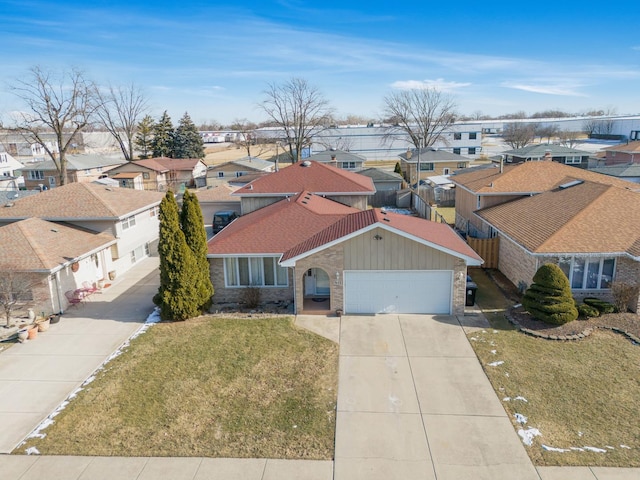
6,66 -> 99,186
95,83 -> 148,161
229,118 -> 270,157
382,88 -> 457,149
557,131 -> 585,148
258,78 -> 333,163
534,124 -> 560,144
0,271 -> 41,327
502,123 -> 537,149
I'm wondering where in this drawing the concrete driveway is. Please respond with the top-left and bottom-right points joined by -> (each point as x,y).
0,257 -> 160,454
334,314 -> 540,480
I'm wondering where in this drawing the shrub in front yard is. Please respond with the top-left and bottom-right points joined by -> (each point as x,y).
576,302 -> 600,319
610,281 -> 640,313
241,285 -> 262,309
583,297 -> 617,314
522,264 -> 578,325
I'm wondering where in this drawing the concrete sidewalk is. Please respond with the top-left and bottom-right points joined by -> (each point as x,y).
0,256 -> 160,454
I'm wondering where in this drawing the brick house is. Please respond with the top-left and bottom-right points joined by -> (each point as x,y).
451,160 -> 638,237
474,180 -> 640,313
208,191 -> 482,315
502,144 -> 592,169
398,148 -> 472,185
593,141 -> 640,166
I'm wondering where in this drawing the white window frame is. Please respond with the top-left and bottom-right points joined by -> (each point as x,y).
565,156 -> 581,164
469,132 -> 477,140
224,257 -> 288,288
28,171 -> 44,180
121,215 -> 137,230
468,147 -> 477,155
558,257 -> 615,290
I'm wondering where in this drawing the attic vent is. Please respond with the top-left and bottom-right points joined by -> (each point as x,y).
301,160 -> 311,167
559,180 -> 583,189
301,201 -> 308,204
248,185 -> 253,190
383,217 -> 390,222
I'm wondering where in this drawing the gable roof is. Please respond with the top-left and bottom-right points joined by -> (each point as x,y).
451,160 -> 638,194
599,140 -> 640,153
476,180 -> 640,258
398,148 -> 472,163
207,192 -> 359,255
589,164 -> 640,178
123,157 -> 203,173
20,154 -> 126,171
502,144 -> 591,157
233,161 -> 375,196
0,218 -> 116,272
307,149 -> 366,163
209,157 -> 274,171
0,182 -> 165,221
281,208 -> 483,265
358,167 -> 404,183
192,184 -> 240,203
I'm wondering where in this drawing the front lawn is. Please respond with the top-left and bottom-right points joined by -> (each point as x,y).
18,316 -> 338,459
469,269 -> 640,467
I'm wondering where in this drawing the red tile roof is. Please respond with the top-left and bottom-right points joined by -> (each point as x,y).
0,182 -> 164,220
452,161 -> 637,194
282,208 -> 483,263
234,161 -> 375,196
476,180 -> 640,256
207,192 -> 358,255
0,218 -> 116,272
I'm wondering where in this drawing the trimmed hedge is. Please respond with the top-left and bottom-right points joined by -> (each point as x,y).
576,303 -> 600,319
522,264 -> 578,325
583,297 -> 617,314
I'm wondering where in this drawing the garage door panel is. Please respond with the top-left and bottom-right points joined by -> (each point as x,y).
344,271 -> 452,314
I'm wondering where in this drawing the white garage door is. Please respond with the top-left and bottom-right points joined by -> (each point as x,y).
344,270 -> 452,314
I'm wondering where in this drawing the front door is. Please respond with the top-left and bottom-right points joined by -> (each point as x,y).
304,268 -> 330,296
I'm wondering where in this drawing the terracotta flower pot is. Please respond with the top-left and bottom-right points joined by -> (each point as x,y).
37,318 -> 50,332
27,326 -> 38,340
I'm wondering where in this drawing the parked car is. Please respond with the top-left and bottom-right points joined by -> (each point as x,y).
212,210 -> 238,234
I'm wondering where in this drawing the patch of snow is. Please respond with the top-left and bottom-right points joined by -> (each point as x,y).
621,445 -> 632,449
518,427 -> 541,446
542,444 -> 570,452
571,447 -> 585,452
490,349 -> 497,355
469,336 -> 478,341
606,445 -> 615,450
514,396 -> 528,403
514,413 -> 527,424
503,397 -> 511,402
583,446 -> 607,453
25,446 -> 40,455
380,206 -> 414,215
493,330 -> 498,334
488,360 -> 504,367
505,372 -> 510,377
578,431 -> 583,437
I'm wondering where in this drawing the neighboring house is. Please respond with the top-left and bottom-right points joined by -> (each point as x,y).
206,157 -> 275,187
20,154 -> 126,190
306,149 -> 366,170
502,144 -> 591,169
208,191 -> 483,315
398,148 -> 472,184
589,164 -> 640,183
593,141 -> 640,166
451,160 -> 638,237
0,182 -> 165,289
474,180 -> 640,314
106,157 -> 207,191
0,131 -> 60,163
0,190 -> 39,205
0,151 -> 25,180
0,217 -> 117,315
233,160 -> 375,215
192,184 -> 241,224
357,167 -> 404,191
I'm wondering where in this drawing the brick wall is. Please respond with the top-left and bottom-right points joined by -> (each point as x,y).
452,259 -> 467,316
208,258 -> 294,307
614,257 -> 640,313
497,235 -> 538,291
294,245 -> 345,314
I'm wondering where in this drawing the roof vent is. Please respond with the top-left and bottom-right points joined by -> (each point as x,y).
380,208 -> 387,214
383,217 -> 390,222
559,180 -> 583,189
5,202 -> 14,207
248,184 -> 253,190
301,160 -> 311,167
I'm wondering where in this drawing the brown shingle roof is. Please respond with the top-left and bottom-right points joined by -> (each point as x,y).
234,161 -> 375,196
476,181 -> 640,256
0,218 -> 116,272
207,192 -> 358,255
600,141 -> 640,153
192,185 -> 240,203
452,161 -> 637,194
282,208 -> 483,263
0,182 -> 164,221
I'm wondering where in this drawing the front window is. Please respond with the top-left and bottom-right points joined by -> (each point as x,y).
468,147 -> 476,155
559,257 -> 615,290
457,162 -> 467,169
453,148 -> 461,155
565,156 -> 581,164
419,163 -> 434,171
341,161 -> 356,169
224,257 -> 288,287
28,171 -> 44,180
121,215 -> 136,230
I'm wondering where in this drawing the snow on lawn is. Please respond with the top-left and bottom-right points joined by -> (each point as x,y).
487,360 -> 504,367
515,413 -> 528,424
518,428 -> 541,446
19,308 -> 161,451
380,206 -> 414,215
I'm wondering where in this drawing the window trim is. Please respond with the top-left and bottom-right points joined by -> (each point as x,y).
564,156 -> 581,164
224,256 -> 288,288
558,256 -> 615,290
121,215 -> 137,230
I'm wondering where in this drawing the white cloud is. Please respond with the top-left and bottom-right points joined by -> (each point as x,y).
390,78 -> 471,92
501,82 -> 588,97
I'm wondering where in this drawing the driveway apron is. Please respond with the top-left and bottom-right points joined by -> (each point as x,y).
0,256 -> 160,454
334,314 -> 540,480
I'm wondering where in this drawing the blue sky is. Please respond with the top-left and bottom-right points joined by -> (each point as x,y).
1,0 -> 639,126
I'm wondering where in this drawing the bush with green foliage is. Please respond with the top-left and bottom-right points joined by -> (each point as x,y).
394,162 -> 402,175
583,297 -> 617,314
576,303 -> 600,319
522,263 -> 578,325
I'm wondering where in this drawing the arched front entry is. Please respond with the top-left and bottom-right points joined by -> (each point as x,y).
302,268 -> 331,312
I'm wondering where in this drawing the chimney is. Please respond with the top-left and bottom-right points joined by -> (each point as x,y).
406,148 -> 412,160
544,150 -> 552,161
330,154 -> 337,166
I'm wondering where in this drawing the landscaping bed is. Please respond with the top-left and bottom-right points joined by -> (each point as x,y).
16,315 -> 338,459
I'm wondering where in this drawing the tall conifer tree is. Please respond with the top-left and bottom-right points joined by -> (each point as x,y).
151,110 -> 175,158
180,189 -> 214,310
135,114 -> 155,159
173,112 -> 205,159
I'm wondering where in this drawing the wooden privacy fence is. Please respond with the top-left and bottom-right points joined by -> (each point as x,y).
466,236 -> 500,269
